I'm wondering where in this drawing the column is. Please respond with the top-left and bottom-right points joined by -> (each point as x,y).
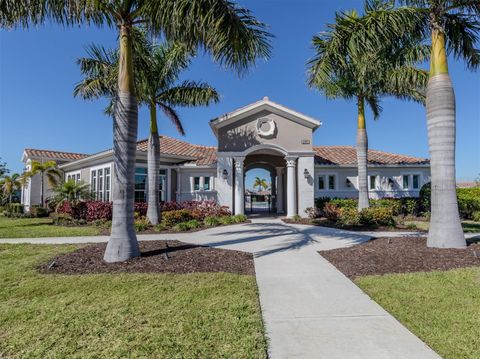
285,156 -> 298,218
276,167 -> 284,214
234,156 -> 245,215
166,168 -> 172,202
176,168 -> 182,202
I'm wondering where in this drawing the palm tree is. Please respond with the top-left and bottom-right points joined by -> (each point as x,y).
27,160 -> 62,207
0,173 -> 21,203
51,179 -> 91,207
74,33 -> 220,226
253,177 -> 268,192
307,1 -> 428,211
2,0 -> 271,262
398,0 -> 479,248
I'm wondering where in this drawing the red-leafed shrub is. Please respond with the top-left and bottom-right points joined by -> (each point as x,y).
56,201 -> 73,215
134,202 -> 148,217
162,209 -> 193,227
161,201 -> 183,211
86,201 -> 112,221
324,203 -> 341,221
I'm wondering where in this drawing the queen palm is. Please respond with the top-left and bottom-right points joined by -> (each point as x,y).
308,1 -> 428,211
51,179 -> 92,207
75,33 -> 220,225
253,177 -> 268,192
0,173 -> 21,204
397,0 -> 479,248
27,160 -> 62,207
2,0 -> 271,262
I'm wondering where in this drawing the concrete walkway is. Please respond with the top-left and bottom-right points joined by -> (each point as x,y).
1,219 -> 445,358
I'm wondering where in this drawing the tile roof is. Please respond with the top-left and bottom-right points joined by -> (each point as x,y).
313,146 -> 429,166
24,148 -> 89,161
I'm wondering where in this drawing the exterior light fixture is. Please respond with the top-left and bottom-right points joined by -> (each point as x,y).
303,169 -> 309,178
345,178 -> 352,187
388,178 -> 394,186
222,169 -> 228,179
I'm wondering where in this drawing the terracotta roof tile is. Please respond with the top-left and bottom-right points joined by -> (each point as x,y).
24,148 -> 89,161
313,146 -> 429,165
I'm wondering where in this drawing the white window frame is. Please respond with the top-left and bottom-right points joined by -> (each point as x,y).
368,174 -> 380,190
317,173 -> 338,191
400,172 -> 423,191
90,164 -> 112,202
66,171 -> 81,183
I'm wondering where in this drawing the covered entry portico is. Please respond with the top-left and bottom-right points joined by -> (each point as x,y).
210,97 -> 320,218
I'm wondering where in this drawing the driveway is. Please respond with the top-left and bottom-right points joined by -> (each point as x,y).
2,218 -> 441,358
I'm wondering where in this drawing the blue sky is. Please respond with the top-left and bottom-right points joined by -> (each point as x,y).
0,0 -> 479,183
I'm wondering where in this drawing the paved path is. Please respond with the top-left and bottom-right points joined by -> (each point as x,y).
1,220 -> 449,358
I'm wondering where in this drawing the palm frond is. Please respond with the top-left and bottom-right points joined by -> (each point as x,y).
157,103 -> 185,136
156,81 -> 220,107
444,12 -> 480,70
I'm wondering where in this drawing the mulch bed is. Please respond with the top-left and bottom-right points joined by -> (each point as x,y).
282,218 -> 424,232
39,240 -> 254,276
319,237 -> 480,279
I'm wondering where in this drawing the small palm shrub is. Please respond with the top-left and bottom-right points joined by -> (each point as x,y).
162,209 -> 193,227
232,214 -> 248,223
204,216 -> 220,227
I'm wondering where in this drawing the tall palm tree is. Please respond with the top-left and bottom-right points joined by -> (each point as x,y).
2,0 -> 271,262
0,173 -> 21,204
74,33 -> 219,226
27,160 -> 62,207
398,0 -> 479,248
307,0 -> 429,211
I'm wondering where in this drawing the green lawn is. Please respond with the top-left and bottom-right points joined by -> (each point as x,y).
356,268 -> 480,359
0,216 -> 102,238
0,244 -> 267,358
404,220 -> 480,233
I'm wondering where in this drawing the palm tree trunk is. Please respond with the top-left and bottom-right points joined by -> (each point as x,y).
146,100 -> 161,225
356,96 -> 369,210
104,25 -> 141,263
426,30 -> 465,248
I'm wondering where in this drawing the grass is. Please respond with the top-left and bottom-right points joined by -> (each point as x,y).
404,220 -> 480,233
356,268 -> 480,359
0,216 -> 102,238
0,244 -> 267,358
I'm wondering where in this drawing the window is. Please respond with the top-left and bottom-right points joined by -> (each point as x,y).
402,175 -> 409,190
159,169 -> 167,202
135,167 -> 147,202
369,175 -> 377,190
412,174 -> 420,189
318,176 -> 325,190
204,176 -> 211,190
194,177 -> 200,191
91,166 -> 111,201
66,172 -> 81,183
328,175 -> 336,190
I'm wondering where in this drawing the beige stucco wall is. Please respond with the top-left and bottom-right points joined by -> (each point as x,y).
217,110 -> 313,153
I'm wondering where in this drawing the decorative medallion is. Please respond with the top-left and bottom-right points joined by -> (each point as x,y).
256,117 -> 276,138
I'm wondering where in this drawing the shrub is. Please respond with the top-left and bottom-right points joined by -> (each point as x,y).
305,207 -> 318,219
204,216 -> 220,227
154,223 -> 167,232
134,202 -> 148,217
162,209 -> 193,227
232,214 -> 248,223
371,198 -> 403,216
338,208 -> 361,226
472,211 -> 480,222
330,198 -> 357,209
184,219 -> 201,230
360,207 -> 395,226
4,203 -> 24,216
51,213 -> 75,226
134,217 -> 151,232
419,182 -> 431,213
457,187 -> 480,220
323,203 -> 341,221
315,197 -> 331,212
291,214 -> 302,222
219,216 -> 236,225
29,205 -> 49,218
86,201 -> 113,221
173,222 -> 191,232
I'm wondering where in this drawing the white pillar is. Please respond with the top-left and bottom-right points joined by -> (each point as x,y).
276,167 -> 284,214
176,168 -> 182,202
297,156 -> 315,217
199,176 -> 205,190
285,156 -> 298,218
166,168 -> 172,202
234,156 -> 245,215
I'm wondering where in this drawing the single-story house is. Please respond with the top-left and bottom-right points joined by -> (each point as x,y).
21,97 -> 430,217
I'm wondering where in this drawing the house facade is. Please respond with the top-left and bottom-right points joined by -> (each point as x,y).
21,98 -> 430,217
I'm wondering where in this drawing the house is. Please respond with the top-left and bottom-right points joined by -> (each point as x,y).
21,98 -> 430,217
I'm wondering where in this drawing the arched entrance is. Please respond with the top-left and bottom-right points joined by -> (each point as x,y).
244,164 -> 277,214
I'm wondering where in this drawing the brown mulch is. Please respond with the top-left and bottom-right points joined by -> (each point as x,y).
319,237 -> 480,279
38,240 -> 254,276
